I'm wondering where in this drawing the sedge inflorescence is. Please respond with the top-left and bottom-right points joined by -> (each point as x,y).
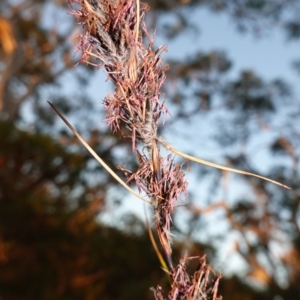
68,0 -> 222,299
68,0 -> 187,257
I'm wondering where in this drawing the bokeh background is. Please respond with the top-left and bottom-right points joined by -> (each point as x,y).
1,0 -> 300,299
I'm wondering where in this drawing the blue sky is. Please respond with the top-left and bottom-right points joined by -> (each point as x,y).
161,7 -> 300,83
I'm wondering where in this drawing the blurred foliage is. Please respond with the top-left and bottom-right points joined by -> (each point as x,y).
0,120 -> 164,299
0,0 -> 300,299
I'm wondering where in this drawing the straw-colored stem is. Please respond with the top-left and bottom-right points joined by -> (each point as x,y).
48,102 -> 151,204
118,83 -> 134,119
158,138 -> 290,190
144,206 -> 169,274
135,0 -> 140,43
